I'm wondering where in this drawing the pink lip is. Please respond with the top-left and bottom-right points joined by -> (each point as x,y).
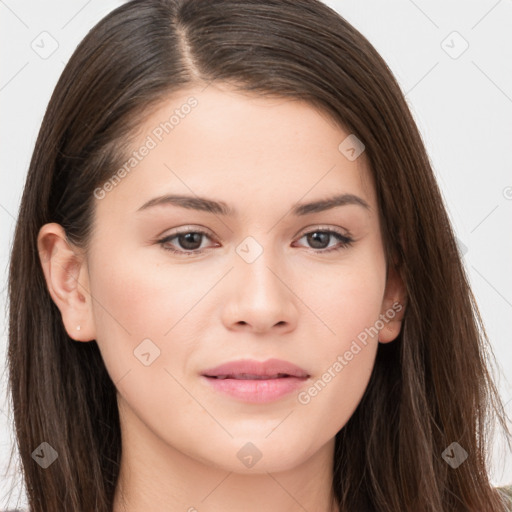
201,358 -> 310,404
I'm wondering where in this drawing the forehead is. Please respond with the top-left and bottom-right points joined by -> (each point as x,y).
95,82 -> 377,218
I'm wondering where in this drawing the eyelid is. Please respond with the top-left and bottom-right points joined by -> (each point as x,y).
157,225 -> 215,239
294,224 -> 351,239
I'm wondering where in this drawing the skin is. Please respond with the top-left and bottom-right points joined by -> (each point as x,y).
38,82 -> 407,512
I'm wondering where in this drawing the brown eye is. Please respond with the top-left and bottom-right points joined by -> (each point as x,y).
158,229 -> 216,256
295,229 -> 353,253
306,231 -> 330,249
175,232 -> 204,251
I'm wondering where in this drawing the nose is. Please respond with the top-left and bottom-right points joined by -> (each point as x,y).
220,242 -> 299,334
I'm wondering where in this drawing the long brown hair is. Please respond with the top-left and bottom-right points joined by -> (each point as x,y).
6,0 -> 511,510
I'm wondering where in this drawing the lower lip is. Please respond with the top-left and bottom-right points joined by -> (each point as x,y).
201,376 -> 308,403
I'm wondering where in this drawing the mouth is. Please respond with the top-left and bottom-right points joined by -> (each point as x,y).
200,358 -> 310,403
201,357 -> 309,379
205,373 -> 301,380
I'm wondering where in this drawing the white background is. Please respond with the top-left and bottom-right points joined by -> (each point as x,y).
0,0 -> 511,508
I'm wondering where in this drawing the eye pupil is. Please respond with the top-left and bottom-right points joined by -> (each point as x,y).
307,232 -> 329,249
179,232 -> 202,250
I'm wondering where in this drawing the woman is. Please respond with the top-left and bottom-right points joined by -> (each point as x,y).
6,0 -> 512,510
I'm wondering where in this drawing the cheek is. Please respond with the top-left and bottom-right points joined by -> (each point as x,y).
294,294 -> 381,449
86,246 -> 206,440
304,245 -> 386,352
86,243 -> 206,388
295,252 -> 386,434
294,340 -> 377,458
88,240 -> 210,337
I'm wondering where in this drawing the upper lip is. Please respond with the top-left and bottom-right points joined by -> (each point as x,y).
201,358 -> 310,379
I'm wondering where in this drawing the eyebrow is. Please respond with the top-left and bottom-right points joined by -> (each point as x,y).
136,192 -> 371,216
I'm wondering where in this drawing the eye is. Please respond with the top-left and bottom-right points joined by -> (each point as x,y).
293,228 -> 354,253
157,226 -> 354,256
158,228 -> 217,256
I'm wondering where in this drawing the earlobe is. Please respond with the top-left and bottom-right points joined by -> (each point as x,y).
378,262 -> 407,344
37,223 -> 95,342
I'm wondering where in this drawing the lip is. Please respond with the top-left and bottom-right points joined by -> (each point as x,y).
201,358 -> 310,404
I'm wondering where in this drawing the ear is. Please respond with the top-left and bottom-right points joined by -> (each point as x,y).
37,223 -> 96,342
378,261 -> 407,344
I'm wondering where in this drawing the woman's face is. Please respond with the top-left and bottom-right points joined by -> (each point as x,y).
47,82 -> 405,474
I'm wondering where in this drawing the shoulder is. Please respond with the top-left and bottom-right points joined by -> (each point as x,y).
497,485 -> 512,511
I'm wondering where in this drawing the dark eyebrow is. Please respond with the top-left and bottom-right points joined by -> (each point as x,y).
136,193 -> 370,216
292,193 -> 370,215
137,194 -> 235,216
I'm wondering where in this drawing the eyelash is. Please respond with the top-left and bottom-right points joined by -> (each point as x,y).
157,226 -> 354,257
